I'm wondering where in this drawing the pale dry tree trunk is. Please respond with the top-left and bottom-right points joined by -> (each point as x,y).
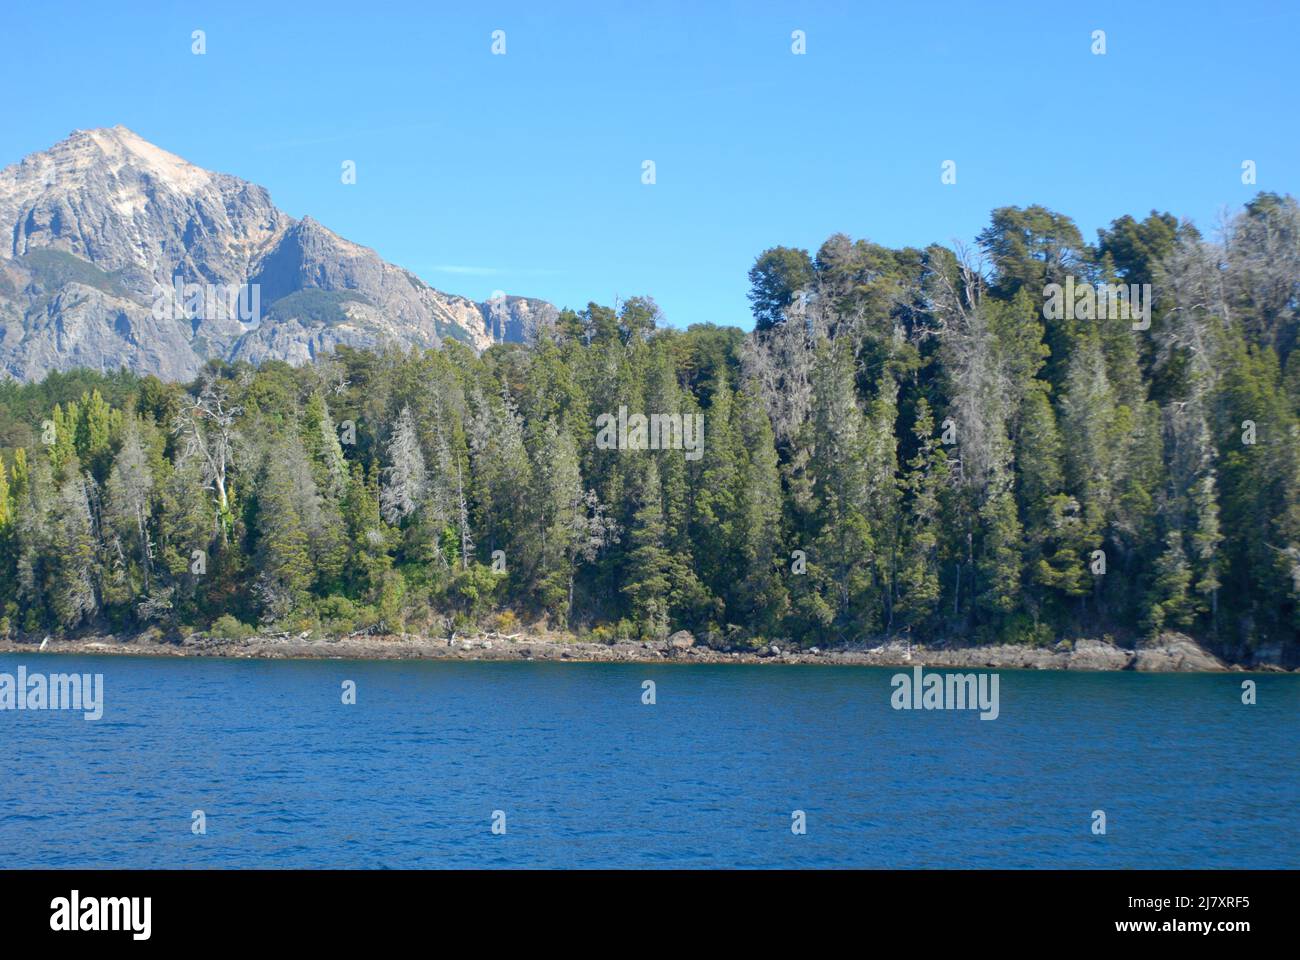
174,373 -> 241,540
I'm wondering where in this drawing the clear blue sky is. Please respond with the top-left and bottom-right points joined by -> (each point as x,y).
3,1 -> 1296,329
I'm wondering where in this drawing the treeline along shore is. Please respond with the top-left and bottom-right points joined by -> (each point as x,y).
0,196 -> 1298,670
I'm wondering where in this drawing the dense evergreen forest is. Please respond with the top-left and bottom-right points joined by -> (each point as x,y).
1,195 -> 1297,662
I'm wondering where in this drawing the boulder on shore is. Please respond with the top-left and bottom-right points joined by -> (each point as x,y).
1067,637 -> 1136,671
1133,633 -> 1227,672
667,630 -> 696,652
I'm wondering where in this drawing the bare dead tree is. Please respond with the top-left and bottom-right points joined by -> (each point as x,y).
173,372 -> 242,537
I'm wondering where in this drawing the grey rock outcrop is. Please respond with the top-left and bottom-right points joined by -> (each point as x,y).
666,630 -> 696,652
1132,633 -> 1228,672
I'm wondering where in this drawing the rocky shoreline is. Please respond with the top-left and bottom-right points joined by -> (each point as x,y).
0,629 -> 1289,672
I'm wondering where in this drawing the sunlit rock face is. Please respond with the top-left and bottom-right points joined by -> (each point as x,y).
0,126 -> 556,381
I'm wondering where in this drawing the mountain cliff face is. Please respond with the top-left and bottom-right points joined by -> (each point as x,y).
0,126 -> 556,381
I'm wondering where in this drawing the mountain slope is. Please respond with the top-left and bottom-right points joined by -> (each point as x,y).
0,126 -> 555,381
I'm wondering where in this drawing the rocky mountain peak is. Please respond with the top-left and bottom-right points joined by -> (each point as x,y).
0,128 -> 556,382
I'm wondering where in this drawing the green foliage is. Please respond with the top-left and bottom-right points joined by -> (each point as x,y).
18,248 -> 130,299
0,194 -> 1295,663
747,246 -> 814,331
266,289 -> 368,327
209,613 -> 255,641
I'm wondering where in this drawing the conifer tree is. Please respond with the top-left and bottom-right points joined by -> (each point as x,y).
380,405 -> 428,526
103,417 -> 155,599
895,398 -> 948,632
50,467 -> 99,629
621,460 -> 673,638
251,444 -> 315,623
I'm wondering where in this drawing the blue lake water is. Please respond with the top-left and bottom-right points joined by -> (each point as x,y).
1,654 -> 1296,868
